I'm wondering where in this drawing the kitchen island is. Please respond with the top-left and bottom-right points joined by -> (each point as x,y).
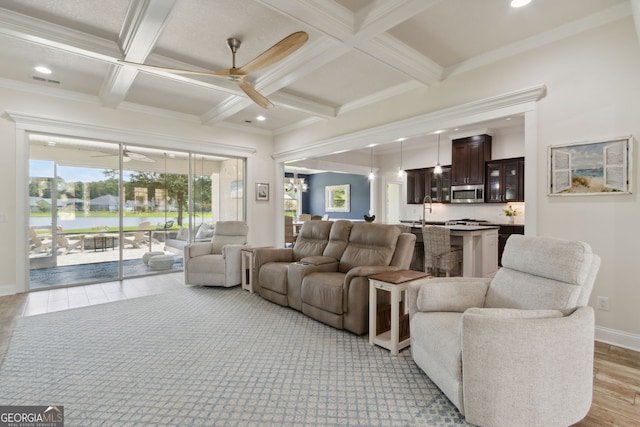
406,224 -> 499,278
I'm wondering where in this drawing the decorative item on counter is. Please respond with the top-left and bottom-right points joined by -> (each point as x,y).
503,205 -> 518,224
364,214 -> 375,223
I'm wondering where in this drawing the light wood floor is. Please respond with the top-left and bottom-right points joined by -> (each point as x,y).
0,275 -> 638,425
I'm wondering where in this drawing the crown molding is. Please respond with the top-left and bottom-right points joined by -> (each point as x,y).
272,84 -> 546,162
6,112 -> 256,158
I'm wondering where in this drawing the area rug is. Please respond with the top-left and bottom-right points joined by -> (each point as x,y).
0,287 -> 471,426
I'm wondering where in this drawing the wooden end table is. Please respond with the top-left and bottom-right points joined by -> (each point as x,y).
368,270 -> 429,355
241,247 -> 271,293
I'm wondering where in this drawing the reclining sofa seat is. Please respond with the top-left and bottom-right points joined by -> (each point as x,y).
255,220 -> 342,307
255,221 -> 416,335
407,235 -> 601,427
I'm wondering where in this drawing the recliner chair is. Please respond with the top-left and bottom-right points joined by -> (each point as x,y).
407,234 -> 601,427
184,221 -> 249,287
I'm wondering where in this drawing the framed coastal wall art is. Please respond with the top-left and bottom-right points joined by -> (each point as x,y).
256,183 -> 269,201
548,136 -> 633,196
325,184 -> 350,212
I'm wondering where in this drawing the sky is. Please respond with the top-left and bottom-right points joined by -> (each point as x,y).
30,160 -> 132,182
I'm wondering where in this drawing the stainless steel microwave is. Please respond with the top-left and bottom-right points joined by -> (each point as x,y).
451,184 -> 485,203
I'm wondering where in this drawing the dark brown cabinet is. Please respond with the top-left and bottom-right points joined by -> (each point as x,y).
406,166 -> 451,204
486,157 -> 525,203
406,168 -> 426,204
427,166 -> 451,203
451,134 -> 492,185
498,225 -> 524,266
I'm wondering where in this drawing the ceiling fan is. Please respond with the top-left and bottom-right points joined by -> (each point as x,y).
119,31 -> 309,109
93,146 -> 155,163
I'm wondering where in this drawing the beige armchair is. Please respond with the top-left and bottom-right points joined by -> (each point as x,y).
408,235 -> 601,427
184,221 -> 248,287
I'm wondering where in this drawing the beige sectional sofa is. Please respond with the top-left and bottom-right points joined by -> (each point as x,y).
254,220 -> 416,335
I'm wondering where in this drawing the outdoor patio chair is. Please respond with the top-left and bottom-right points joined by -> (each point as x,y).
28,227 -> 52,254
56,233 -> 85,255
123,221 -> 151,249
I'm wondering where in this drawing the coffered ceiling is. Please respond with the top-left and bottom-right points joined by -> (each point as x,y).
0,0 -> 633,136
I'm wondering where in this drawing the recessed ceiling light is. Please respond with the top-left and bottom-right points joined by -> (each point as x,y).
510,0 -> 532,8
34,66 -> 52,74
46,141 -> 56,146
256,115 -> 266,121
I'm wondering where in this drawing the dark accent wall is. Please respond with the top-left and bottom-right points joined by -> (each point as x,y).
306,172 -> 370,219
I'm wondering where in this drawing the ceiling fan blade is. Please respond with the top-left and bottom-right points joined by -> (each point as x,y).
123,149 -> 155,163
238,79 -> 273,109
237,31 -> 308,75
119,60 -> 234,77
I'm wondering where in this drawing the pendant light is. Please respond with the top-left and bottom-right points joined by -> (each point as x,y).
434,133 -> 443,175
397,140 -> 405,178
368,147 -> 375,180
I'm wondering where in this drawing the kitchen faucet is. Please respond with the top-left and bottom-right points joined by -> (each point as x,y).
422,195 -> 432,228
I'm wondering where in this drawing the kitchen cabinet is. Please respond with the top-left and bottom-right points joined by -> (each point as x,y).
406,168 -> 426,204
407,166 -> 451,204
451,134 -> 492,185
486,157 -> 525,203
427,166 -> 451,203
498,224 -> 524,266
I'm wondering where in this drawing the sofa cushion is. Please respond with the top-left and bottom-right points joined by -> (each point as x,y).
259,262 -> 289,295
501,235 -> 593,284
338,223 -> 400,273
485,235 -> 594,310
463,307 -> 571,319
292,221 -> 333,261
301,272 -> 345,315
176,227 -> 189,240
211,221 -> 248,254
195,223 -> 215,240
322,220 -> 352,260
485,268 -> 581,309
416,280 -> 489,313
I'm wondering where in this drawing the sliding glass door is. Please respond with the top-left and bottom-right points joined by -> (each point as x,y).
27,134 -> 245,290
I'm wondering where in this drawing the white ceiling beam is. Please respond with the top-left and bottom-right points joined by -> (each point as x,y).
0,9 -> 253,100
253,0 -> 442,95
100,0 -> 176,108
358,33 -> 442,85
0,9 -> 120,61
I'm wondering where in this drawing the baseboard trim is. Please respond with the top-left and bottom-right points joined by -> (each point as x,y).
595,326 -> 640,352
0,283 -> 18,297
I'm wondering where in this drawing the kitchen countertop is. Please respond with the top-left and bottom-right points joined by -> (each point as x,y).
400,220 -> 523,228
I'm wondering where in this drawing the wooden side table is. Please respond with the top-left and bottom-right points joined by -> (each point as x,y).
369,270 -> 429,355
241,247 -> 271,293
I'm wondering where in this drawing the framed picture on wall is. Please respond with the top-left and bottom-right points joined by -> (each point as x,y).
256,183 -> 269,201
548,136 -> 633,196
325,184 -> 350,212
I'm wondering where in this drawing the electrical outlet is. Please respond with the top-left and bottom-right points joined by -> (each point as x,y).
597,296 -> 609,311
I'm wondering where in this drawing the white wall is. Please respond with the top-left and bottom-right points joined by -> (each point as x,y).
0,85 -> 276,296
274,18 -> 640,348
